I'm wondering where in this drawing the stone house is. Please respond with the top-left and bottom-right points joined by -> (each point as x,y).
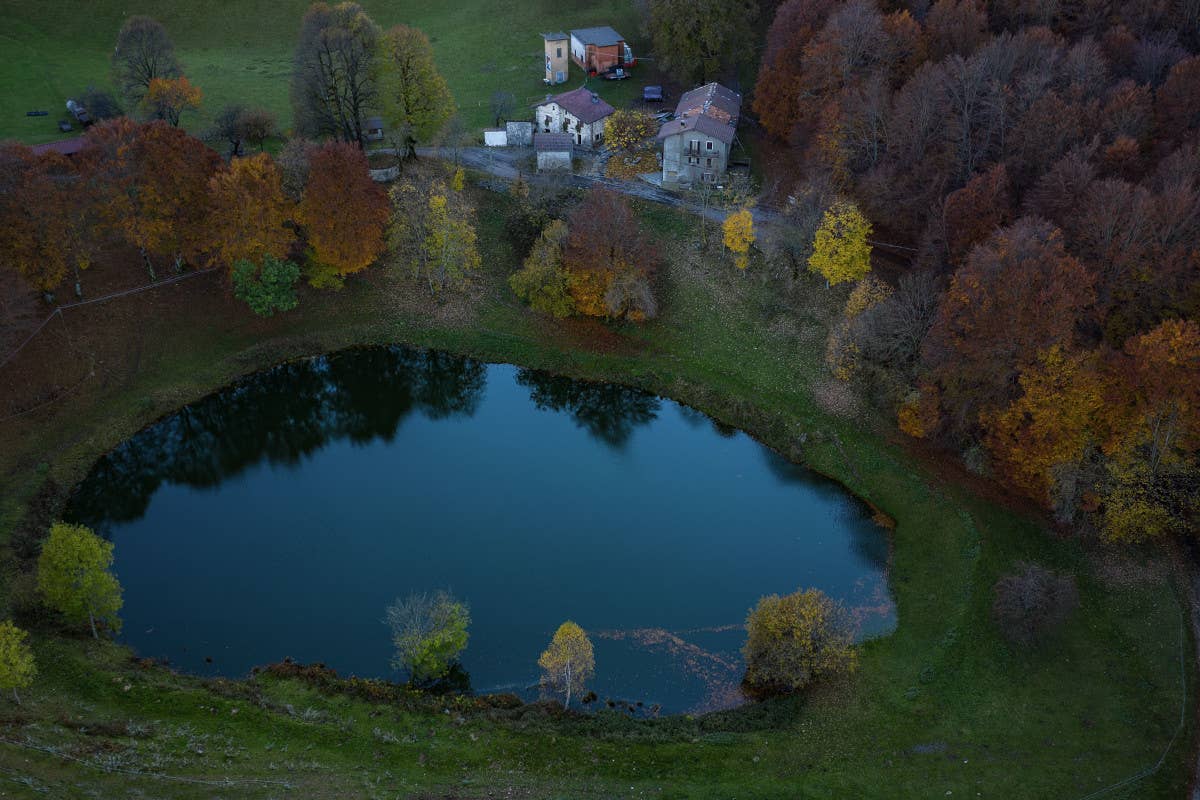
656,83 -> 742,188
534,87 -> 614,149
535,132 -> 573,171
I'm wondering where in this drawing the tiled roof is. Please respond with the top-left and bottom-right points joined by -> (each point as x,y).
674,82 -> 741,124
541,31 -> 568,41
31,137 -> 87,156
534,132 -> 573,152
657,82 -> 741,145
536,87 -> 615,124
570,26 -> 623,46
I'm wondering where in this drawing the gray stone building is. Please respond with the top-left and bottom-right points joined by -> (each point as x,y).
535,132 -> 573,171
534,86 -> 614,149
656,83 -> 742,188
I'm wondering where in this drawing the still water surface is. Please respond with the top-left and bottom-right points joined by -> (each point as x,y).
68,346 -> 893,713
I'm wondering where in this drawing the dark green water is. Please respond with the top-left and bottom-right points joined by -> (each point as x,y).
68,346 -> 893,714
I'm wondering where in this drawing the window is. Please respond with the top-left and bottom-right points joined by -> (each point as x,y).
706,158 -> 712,167
706,140 -> 713,151
556,47 -> 562,57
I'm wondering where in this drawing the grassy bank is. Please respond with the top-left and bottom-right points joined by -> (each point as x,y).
0,184 -> 1192,798
0,0 -> 649,144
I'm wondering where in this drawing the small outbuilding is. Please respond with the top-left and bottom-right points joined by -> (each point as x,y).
365,116 -> 385,142
506,120 -> 534,147
534,86 -> 614,149
535,132 -> 573,171
542,32 -> 570,85
484,128 -> 508,147
569,27 -> 632,75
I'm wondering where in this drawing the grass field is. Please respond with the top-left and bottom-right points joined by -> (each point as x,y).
0,183 -> 1192,797
0,0 -> 653,144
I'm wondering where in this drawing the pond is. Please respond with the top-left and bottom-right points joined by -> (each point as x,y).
67,346 -> 893,715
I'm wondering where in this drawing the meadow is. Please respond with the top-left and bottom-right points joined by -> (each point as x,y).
0,0 -> 650,144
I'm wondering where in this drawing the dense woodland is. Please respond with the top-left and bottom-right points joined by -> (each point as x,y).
746,0 -> 1200,542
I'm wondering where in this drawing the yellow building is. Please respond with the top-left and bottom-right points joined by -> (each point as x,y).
542,32 -> 569,85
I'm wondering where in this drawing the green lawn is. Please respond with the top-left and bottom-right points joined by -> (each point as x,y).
0,0 -> 651,144
0,186 -> 1192,797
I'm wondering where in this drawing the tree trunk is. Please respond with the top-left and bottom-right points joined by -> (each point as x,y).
12,688 -> 19,705
564,658 -> 572,709
88,608 -> 98,639
140,248 -> 157,281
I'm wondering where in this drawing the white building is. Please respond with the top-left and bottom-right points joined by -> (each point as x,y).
533,87 -> 615,149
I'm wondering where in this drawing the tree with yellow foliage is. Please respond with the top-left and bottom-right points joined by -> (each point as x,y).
722,208 -> 755,270
37,523 -> 122,639
206,153 -> 295,271
538,621 -> 594,708
141,76 -> 202,127
423,192 -> 480,294
743,588 -> 856,696
807,200 -> 872,287
0,622 -> 35,705
605,109 -> 658,151
983,346 -> 1109,506
508,220 -> 574,318
825,275 -> 892,380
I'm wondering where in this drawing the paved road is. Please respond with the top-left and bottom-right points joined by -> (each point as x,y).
412,145 -> 784,227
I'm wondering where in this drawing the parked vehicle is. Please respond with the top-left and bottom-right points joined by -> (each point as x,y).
604,67 -> 629,80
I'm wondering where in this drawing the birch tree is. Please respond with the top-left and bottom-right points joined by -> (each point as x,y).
538,621 -> 594,708
37,523 -> 123,640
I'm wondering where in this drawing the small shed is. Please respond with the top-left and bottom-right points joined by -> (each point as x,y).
506,120 -> 533,147
569,26 -> 630,75
484,128 -> 508,147
535,132 -> 573,171
365,116 -> 385,142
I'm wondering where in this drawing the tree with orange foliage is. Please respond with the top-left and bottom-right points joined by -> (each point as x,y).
563,189 -> 658,320
751,0 -> 839,140
83,119 -> 221,279
983,346 -> 1109,506
1099,319 -> 1200,541
295,142 -> 389,278
0,144 -> 86,294
941,164 -> 1011,263
141,76 -> 202,127
206,153 -> 296,271
1155,56 -> 1200,145
922,218 -> 1096,432
1109,319 -> 1200,472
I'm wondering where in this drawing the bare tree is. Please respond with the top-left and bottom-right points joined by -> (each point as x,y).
208,103 -> 250,157
291,2 -> 380,147
489,90 -> 516,127
111,16 -> 181,104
